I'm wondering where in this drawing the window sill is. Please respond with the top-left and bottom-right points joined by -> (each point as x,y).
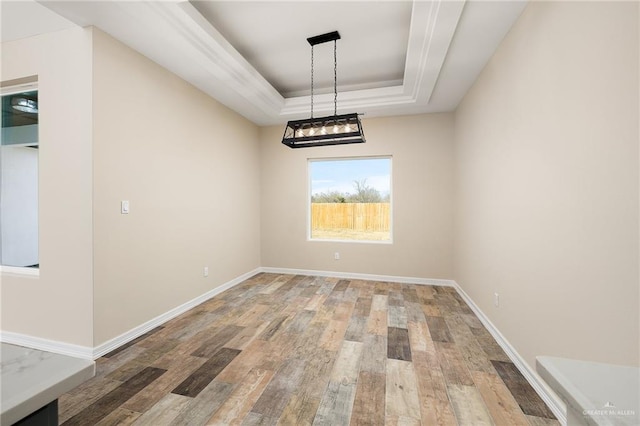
308,238 -> 393,245
0,266 -> 40,277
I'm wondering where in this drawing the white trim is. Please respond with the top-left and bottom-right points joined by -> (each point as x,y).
278,0 -> 464,118
451,281 -> 567,425
306,239 -> 393,245
40,1 -> 470,125
0,331 -> 93,360
0,82 -> 38,96
0,265 -> 39,277
0,268 -> 261,360
307,156 -> 394,244
259,266 -> 455,287
91,268 -> 261,359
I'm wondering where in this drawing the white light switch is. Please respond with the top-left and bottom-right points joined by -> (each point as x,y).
121,200 -> 130,214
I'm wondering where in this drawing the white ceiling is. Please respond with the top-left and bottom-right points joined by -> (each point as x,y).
191,1 -> 413,98
2,1 -> 527,126
0,0 -> 75,43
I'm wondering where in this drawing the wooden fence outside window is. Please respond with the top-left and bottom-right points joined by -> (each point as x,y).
311,203 -> 390,231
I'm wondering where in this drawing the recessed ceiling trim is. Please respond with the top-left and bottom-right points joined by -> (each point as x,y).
34,0 -> 524,126
39,0 -> 285,124
160,0 -> 467,121
175,0 -> 449,121
285,78 -> 404,99
281,0 -> 467,118
281,85 -> 410,118
38,0 -> 466,124
404,0 -> 466,103
158,2 -> 285,115
402,0 -> 438,99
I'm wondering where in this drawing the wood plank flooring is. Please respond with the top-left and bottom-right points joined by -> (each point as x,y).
60,273 -> 558,425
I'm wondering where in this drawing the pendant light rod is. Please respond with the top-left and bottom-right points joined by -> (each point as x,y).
307,31 -> 341,119
334,39 -> 338,116
310,44 -> 314,118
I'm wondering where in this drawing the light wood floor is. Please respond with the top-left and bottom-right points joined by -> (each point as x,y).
59,273 -> 559,425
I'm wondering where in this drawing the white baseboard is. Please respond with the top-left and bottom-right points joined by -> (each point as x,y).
0,268 -> 262,360
259,266 -> 455,287
0,330 -> 94,359
92,268 -> 262,359
451,281 -> 567,425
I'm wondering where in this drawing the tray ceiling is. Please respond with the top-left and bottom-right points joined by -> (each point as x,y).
3,1 -> 528,126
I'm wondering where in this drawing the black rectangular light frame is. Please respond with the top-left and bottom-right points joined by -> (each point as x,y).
281,113 -> 365,149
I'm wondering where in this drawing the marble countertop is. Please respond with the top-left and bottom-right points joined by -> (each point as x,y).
537,356 -> 639,426
1,343 -> 95,425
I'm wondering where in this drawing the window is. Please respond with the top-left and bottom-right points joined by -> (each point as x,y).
1,86 -> 39,269
309,157 -> 392,242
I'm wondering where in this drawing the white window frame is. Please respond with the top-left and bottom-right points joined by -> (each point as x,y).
307,156 -> 393,244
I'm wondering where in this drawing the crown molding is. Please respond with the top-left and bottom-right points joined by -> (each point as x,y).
167,1 -> 285,116
278,0 -> 467,119
41,0 -> 467,125
407,0 -> 466,103
40,0 -> 528,125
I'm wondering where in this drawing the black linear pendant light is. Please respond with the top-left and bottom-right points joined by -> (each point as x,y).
282,31 -> 365,148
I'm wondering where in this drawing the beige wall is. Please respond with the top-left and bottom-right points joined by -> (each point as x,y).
92,29 -> 261,345
260,114 -> 454,279
3,3 -> 637,372
453,1 -> 639,367
0,28 -> 94,346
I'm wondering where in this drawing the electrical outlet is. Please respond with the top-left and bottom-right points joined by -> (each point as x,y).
334,252 -> 340,260
204,267 -> 209,277
494,292 -> 500,308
